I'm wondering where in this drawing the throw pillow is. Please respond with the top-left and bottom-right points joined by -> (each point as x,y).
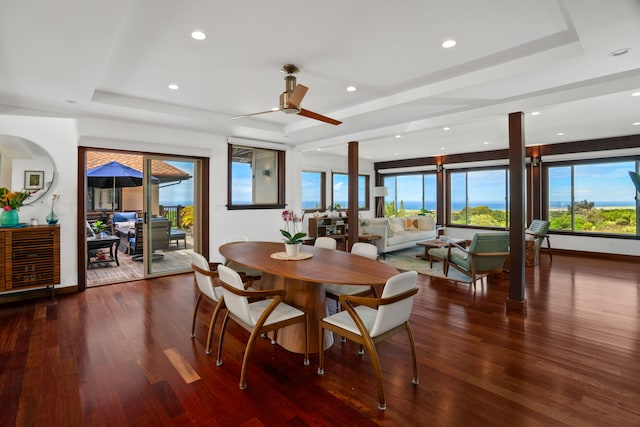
418,216 -> 435,231
390,223 -> 405,233
404,218 -> 417,230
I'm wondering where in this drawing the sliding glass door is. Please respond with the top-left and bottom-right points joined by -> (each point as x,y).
144,155 -> 200,276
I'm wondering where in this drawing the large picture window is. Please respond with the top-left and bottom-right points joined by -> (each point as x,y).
227,144 -> 285,209
449,168 -> 509,227
546,159 -> 638,235
331,173 -> 369,209
302,171 -> 325,211
383,173 -> 437,217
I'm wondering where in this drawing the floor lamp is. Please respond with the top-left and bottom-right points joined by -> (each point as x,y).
373,186 -> 388,218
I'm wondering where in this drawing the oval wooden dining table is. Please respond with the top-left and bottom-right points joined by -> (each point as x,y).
219,241 -> 400,354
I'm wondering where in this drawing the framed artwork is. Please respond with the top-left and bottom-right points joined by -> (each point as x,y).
24,170 -> 45,190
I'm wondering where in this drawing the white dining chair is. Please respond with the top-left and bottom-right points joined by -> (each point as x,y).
318,270 -> 419,411
324,243 -> 378,312
221,234 -> 261,286
314,236 -> 337,250
216,265 -> 309,390
190,252 -> 226,355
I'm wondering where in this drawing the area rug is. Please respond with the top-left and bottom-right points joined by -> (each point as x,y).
381,246 -> 481,284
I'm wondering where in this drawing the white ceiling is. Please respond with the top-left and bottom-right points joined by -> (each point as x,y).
1,0 -> 639,162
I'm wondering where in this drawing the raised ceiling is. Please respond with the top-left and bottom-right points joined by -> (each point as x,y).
0,0 -> 639,161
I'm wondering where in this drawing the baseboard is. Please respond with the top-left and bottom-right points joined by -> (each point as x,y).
0,285 -> 78,305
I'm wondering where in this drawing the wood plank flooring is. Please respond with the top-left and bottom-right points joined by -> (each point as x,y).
1,253 -> 639,426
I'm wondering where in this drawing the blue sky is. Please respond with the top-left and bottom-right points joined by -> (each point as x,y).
159,160 -> 195,205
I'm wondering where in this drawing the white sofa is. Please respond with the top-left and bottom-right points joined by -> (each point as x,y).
367,216 -> 437,256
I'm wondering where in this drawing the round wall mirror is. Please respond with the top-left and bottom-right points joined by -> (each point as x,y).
0,135 -> 57,205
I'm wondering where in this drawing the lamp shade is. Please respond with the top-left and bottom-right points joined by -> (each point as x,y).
373,186 -> 388,197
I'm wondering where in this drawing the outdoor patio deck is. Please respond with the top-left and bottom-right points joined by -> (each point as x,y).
86,231 -> 194,287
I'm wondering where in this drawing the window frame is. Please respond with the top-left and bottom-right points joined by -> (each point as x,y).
447,166 -> 510,229
227,144 -> 286,210
382,172 -> 438,217
330,172 -> 370,210
543,156 -> 639,237
301,170 -> 326,212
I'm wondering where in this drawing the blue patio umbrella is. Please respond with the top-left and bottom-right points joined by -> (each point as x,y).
87,161 -> 153,211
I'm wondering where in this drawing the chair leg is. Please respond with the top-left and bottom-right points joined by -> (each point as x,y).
239,328 -> 262,390
317,324 -> 325,375
363,338 -> 386,411
191,293 -> 202,338
216,312 -> 231,366
205,299 -> 225,355
546,236 -> 553,262
303,316 -> 309,366
405,323 -> 419,385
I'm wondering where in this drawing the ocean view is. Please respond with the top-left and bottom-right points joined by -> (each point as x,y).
303,200 -> 636,211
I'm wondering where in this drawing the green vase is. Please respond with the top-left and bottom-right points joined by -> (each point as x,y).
0,208 -> 20,227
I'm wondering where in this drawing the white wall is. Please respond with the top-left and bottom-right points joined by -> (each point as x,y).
0,115 -> 79,287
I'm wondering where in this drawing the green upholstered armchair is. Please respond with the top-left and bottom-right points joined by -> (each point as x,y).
434,232 -> 510,289
525,219 -> 552,261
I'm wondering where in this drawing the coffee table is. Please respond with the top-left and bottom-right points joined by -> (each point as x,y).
416,238 -> 466,265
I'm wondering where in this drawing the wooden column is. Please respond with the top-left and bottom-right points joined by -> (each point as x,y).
347,141 -> 359,252
436,159 -> 445,226
507,112 -> 527,312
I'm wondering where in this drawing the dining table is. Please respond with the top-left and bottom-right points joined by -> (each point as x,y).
218,241 -> 400,354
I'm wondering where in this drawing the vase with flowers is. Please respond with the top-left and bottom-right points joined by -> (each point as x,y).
0,187 -> 30,227
46,194 -> 60,225
280,209 -> 307,257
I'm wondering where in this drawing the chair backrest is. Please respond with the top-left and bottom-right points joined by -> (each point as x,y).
112,211 -> 137,223
132,219 -> 172,253
351,242 -> 378,260
191,252 -> 219,302
223,235 -> 249,244
526,220 -> 550,246
630,171 -> 640,195
218,265 -> 255,326
315,237 -> 337,250
465,232 -> 510,270
369,271 -> 418,337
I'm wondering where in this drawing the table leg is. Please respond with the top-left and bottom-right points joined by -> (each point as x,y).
261,272 -> 333,354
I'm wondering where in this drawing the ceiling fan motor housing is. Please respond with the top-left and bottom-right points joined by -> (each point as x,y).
280,75 -> 300,113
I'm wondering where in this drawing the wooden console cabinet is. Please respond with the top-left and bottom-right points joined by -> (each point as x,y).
0,225 -> 60,294
308,216 -> 349,250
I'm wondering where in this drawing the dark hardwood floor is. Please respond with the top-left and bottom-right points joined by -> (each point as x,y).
1,253 -> 639,426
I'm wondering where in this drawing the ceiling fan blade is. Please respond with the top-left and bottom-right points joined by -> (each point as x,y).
228,109 -> 279,120
288,84 -> 308,108
298,108 -> 342,125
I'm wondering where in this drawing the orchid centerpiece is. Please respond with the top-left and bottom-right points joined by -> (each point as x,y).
280,210 -> 306,244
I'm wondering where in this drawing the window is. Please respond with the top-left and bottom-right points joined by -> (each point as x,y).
331,173 -> 369,209
383,173 -> 437,217
227,144 -> 285,209
449,168 -> 509,227
301,171 -> 325,211
546,159 -> 638,235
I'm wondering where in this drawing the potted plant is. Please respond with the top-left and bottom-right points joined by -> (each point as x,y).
91,220 -> 110,238
280,210 -> 307,257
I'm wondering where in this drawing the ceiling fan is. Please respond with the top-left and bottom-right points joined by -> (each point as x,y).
229,64 -> 342,125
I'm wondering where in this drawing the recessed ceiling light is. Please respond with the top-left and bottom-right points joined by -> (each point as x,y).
394,152 -> 400,156
440,147 -> 445,150
346,86 -> 357,92
609,48 -> 630,57
531,111 -> 540,116
633,122 -> 640,126
191,31 -> 206,40
442,39 -> 457,48
483,141 -> 489,145
443,127 -> 450,131
395,135 -> 401,139
168,83 -> 179,90
557,132 -> 565,136
632,91 -> 640,97
316,148 -> 322,151
271,107 -> 279,111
